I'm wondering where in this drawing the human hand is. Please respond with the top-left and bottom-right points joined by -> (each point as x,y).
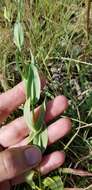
0,81 -> 71,190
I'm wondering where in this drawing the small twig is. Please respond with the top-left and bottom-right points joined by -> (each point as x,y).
76,123 -> 92,129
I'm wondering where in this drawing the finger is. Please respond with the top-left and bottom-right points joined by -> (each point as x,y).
38,151 -> 65,175
11,118 -> 72,148
11,151 -> 65,185
0,76 -> 45,123
0,117 -> 29,147
0,82 -> 25,123
0,96 -> 69,147
45,95 -> 68,122
48,118 -> 71,145
0,181 -> 10,190
0,145 -> 41,182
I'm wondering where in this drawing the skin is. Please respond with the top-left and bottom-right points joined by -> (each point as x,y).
0,81 -> 72,190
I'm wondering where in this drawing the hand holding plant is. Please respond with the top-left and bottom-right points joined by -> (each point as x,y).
0,82 -> 71,189
0,1 -> 72,189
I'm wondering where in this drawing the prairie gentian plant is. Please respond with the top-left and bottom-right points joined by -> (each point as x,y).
13,0 -> 48,186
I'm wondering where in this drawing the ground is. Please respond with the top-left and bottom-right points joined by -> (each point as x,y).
0,0 -> 92,189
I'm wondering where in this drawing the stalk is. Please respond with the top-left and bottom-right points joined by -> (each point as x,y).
13,0 -> 48,187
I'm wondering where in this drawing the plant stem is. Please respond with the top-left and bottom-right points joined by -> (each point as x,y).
16,49 -> 23,77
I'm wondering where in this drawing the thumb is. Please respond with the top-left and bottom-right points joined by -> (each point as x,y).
0,145 -> 42,182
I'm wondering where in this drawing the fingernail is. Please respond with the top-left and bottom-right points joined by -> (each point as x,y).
25,146 -> 42,166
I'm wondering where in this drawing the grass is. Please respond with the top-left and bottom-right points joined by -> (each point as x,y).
0,0 -> 92,189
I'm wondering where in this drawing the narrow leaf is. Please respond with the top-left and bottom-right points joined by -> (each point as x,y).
28,131 -> 36,144
33,125 -> 48,153
17,0 -> 24,20
27,63 -> 41,105
4,7 -> 11,22
40,126 -> 48,153
34,100 -> 46,131
23,64 -> 30,97
24,98 -> 35,131
14,22 -> 24,51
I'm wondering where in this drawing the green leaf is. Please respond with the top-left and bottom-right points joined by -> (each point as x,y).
25,170 -> 35,189
14,22 -> 24,51
17,0 -> 24,20
34,100 -> 46,131
23,64 -> 30,96
4,6 -> 11,22
43,176 -> 64,190
33,125 -> 48,153
28,131 -> 36,144
27,63 -> 41,105
24,98 -> 35,131
23,64 -> 30,80
30,51 -> 35,65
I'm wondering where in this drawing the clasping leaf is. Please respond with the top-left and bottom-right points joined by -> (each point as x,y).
24,98 -> 35,131
27,63 -> 41,105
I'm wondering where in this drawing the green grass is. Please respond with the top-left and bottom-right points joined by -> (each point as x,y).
0,0 -> 92,189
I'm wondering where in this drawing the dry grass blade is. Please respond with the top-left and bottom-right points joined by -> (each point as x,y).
86,0 -> 91,39
0,74 -> 9,91
49,56 -> 92,66
64,107 -> 81,150
65,188 -> 83,190
61,168 -> 92,177
65,184 -> 92,190
76,123 -> 92,129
